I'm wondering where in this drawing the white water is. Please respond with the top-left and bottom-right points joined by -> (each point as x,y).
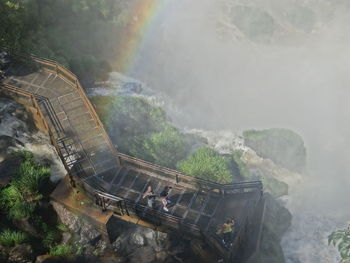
93,1 -> 350,261
126,1 -> 350,262
0,98 -> 66,182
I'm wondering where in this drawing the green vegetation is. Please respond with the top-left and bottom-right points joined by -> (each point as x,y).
261,177 -> 288,198
91,95 -> 192,168
0,229 -> 28,247
0,150 -> 50,220
177,147 -> 232,184
243,128 -> 306,173
92,96 -> 254,181
131,126 -> 191,169
231,150 -> 251,179
329,223 -> 350,263
0,0 -> 140,86
0,150 -> 77,259
49,244 -> 72,256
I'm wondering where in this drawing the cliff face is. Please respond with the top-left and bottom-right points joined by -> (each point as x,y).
258,194 -> 292,263
0,98 -> 66,182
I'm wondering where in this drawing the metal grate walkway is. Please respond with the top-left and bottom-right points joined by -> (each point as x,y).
0,53 -> 265,263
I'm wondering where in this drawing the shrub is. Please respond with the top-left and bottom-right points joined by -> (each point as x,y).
0,229 -> 28,247
49,244 -> 72,256
12,159 -> 50,198
42,231 -> 58,249
177,147 -> 232,183
131,126 -> 190,168
0,185 -> 35,220
0,150 -> 50,219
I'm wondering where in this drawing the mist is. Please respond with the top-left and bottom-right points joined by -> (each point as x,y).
121,0 -> 350,261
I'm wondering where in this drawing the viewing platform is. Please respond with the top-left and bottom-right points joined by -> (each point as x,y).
0,52 -> 265,263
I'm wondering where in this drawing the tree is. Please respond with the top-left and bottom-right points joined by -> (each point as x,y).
329,223 -> 350,263
177,147 -> 232,184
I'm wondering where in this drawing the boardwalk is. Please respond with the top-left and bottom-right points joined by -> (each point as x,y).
0,54 -> 265,263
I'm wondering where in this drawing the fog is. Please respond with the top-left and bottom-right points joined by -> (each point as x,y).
119,0 -> 350,261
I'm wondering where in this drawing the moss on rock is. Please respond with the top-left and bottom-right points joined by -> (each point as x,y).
243,128 -> 306,173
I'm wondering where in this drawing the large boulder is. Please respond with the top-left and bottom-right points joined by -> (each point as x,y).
243,128 -> 306,173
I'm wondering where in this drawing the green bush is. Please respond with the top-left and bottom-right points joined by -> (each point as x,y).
0,229 -> 28,247
177,147 -> 232,184
0,151 -> 50,219
12,159 -> 50,198
49,244 -> 72,256
0,185 -> 35,220
131,125 -> 190,168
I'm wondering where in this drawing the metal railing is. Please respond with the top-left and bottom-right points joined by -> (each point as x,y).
0,83 -> 76,185
1,51 -> 265,262
118,152 -> 263,194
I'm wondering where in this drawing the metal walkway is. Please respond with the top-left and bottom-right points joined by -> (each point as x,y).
0,53 -> 265,263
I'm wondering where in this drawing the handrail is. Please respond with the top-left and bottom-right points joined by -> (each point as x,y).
1,50 -> 265,262
0,83 -> 76,185
124,199 -> 200,232
118,152 -> 263,194
1,47 -> 120,166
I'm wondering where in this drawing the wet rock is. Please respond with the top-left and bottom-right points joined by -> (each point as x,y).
8,244 -> 34,263
61,232 -> 72,243
130,232 -> 145,246
243,128 -> 306,173
128,247 -> 156,263
13,218 -> 43,239
51,201 -> 103,254
256,193 -> 292,263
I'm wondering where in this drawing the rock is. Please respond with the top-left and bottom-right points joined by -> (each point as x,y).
61,232 -> 72,243
155,251 -> 168,261
91,239 -> 108,256
144,229 -> 155,240
256,193 -> 292,263
51,201 -> 102,254
51,202 -> 80,232
8,244 -> 34,263
0,245 -> 8,262
13,218 -> 43,238
130,232 -> 145,246
128,247 -> 155,263
35,254 -> 101,263
243,128 -> 306,173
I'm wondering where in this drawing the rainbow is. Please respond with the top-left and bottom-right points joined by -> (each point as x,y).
113,0 -> 167,74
